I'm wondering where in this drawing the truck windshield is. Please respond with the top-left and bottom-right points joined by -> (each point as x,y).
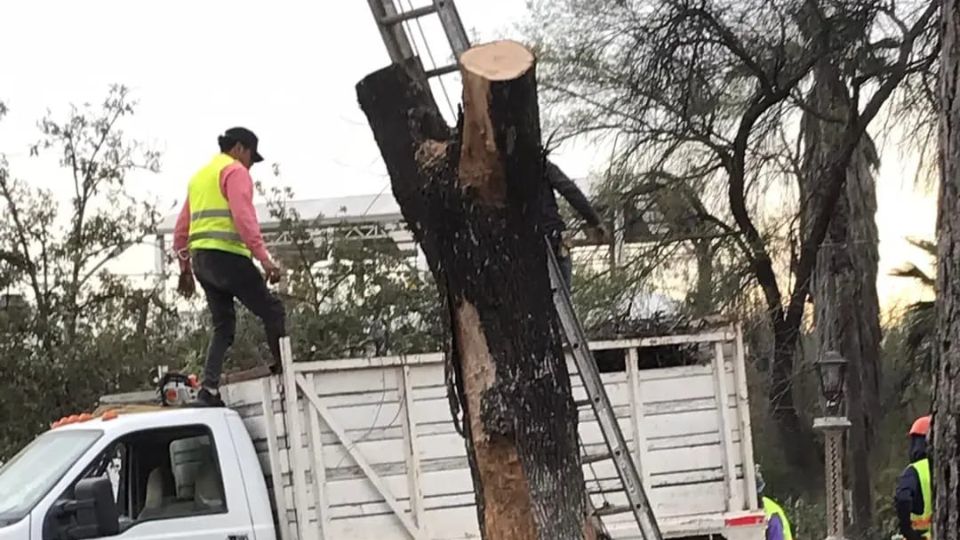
0,429 -> 102,525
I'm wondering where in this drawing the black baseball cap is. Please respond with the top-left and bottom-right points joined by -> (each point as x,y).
221,127 -> 264,163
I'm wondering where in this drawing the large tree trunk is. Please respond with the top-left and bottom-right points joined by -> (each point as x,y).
801,57 -> 882,532
356,41 -> 591,539
934,0 -> 960,537
769,320 -> 819,477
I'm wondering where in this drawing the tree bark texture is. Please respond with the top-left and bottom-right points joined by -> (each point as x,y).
935,0 -> 960,537
800,59 -> 882,531
768,320 -> 816,474
356,42 -> 590,540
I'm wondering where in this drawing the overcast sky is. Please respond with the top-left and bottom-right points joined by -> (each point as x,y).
0,0 -> 938,312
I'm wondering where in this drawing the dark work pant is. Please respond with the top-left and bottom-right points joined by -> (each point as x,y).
558,253 -> 573,290
192,249 -> 286,389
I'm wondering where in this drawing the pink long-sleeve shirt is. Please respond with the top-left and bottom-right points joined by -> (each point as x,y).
172,160 -> 271,269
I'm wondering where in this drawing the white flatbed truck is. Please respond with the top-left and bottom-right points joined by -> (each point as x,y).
0,322 -> 766,540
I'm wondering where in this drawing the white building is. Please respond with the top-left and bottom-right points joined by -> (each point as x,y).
152,180 -> 679,317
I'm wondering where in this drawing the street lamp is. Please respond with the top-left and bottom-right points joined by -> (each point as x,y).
813,350 -> 851,540
815,350 -> 848,414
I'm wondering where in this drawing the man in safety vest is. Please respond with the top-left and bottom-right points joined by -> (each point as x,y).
894,414 -> 932,540
757,470 -> 794,540
173,127 -> 286,407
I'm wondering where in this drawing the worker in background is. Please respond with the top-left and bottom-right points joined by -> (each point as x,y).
174,127 -> 286,407
543,160 -> 608,288
756,469 -> 794,540
894,414 -> 932,540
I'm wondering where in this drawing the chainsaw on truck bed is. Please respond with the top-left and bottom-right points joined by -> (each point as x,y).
95,362 -> 278,414
92,371 -> 201,413
157,371 -> 200,407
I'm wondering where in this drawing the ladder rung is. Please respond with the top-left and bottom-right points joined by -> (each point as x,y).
582,452 -> 612,465
594,504 -> 636,517
425,63 -> 459,77
575,398 -> 594,408
379,4 -> 437,25
545,238 -> 662,540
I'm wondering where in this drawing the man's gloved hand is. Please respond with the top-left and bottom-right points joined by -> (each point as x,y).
177,271 -> 195,299
598,224 -> 611,243
263,259 -> 283,285
586,224 -> 611,244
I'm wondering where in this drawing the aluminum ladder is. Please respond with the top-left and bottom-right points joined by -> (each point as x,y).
547,242 -> 663,540
366,0 -> 470,78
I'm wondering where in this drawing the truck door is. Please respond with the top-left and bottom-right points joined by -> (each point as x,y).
40,424 -> 255,540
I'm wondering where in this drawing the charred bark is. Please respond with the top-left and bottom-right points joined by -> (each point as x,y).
357,41 -> 589,539
934,1 -> 960,537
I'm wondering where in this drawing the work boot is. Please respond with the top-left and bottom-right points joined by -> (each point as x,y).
269,357 -> 283,375
192,388 -> 226,408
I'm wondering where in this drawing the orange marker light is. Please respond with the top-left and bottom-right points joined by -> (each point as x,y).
102,410 -> 119,421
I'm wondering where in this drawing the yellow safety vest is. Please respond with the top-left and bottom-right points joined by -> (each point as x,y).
187,154 -> 251,258
763,496 -> 794,540
909,458 -> 932,535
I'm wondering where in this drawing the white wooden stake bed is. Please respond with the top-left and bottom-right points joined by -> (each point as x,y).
189,322 -> 766,540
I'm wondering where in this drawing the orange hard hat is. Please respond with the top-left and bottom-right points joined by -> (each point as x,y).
909,415 -> 931,437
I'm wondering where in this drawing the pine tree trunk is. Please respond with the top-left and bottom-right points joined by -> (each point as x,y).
934,0 -> 960,536
356,41 -> 591,539
800,55 -> 882,532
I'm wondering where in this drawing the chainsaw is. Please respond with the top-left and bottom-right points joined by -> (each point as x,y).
158,371 -> 200,407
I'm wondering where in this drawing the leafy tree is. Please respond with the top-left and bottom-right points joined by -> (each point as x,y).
263,185 -> 443,361
528,0 -> 939,475
0,85 -> 175,459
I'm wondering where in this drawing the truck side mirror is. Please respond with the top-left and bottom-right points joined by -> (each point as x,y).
55,477 -> 120,539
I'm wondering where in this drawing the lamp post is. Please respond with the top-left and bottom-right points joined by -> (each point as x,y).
813,351 -> 851,540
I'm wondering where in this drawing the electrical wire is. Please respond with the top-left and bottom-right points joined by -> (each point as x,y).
328,365 -> 399,471
398,0 -> 458,120
360,181 -> 391,218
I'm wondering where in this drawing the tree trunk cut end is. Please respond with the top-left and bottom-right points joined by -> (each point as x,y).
459,40 -> 538,207
460,40 -> 536,81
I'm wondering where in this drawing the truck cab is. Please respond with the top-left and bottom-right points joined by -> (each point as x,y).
0,408 -> 275,540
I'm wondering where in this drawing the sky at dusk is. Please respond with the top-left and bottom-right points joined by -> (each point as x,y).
0,0 -> 937,314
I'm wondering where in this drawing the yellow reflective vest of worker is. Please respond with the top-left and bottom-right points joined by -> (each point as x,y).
763,496 -> 794,540
187,154 -> 251,258
910,458 -> 933,536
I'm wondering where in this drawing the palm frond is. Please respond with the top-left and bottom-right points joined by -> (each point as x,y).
901,300 -> 935,375
906,237 -> 937,257
889,264 -> 935,288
